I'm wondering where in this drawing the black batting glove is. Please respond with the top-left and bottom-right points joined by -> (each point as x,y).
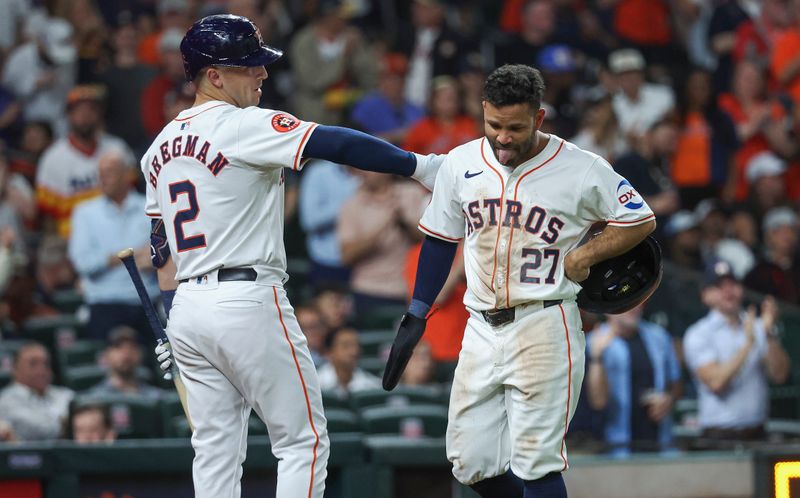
382,313 -> 427,391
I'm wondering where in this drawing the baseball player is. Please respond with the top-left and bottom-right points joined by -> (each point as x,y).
382,65 -> 656,497
144,15 -> 441,498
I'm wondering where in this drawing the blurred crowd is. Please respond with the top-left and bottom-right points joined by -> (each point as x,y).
0,0 -> 797,456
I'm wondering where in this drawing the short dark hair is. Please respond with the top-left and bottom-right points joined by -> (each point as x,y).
324,326 -> 358,351
483,64 -> 545,110
12,341 -> 48,366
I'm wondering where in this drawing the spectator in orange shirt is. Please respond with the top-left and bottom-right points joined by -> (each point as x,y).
402,76 -> 479,155
771,1 -> 800,105
403,241 -> 467,363
140,29 -> 186,138
137,0 -> 192,67
671,68 -> 738,208
718,59 -> 788,202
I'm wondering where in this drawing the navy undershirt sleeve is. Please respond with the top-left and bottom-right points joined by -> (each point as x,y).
408,236 -> 459,318
304,125 -> 415,176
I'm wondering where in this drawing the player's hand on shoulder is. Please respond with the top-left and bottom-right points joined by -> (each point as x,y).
411,153 -> 446,191
565,250 -> 591,283
155,340 -> 174,380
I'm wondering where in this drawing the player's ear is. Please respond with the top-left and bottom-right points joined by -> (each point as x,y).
202,67 -> 224,89
534,106 -> 546,129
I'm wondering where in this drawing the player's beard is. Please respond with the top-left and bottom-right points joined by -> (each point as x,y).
490,134 -> 535,168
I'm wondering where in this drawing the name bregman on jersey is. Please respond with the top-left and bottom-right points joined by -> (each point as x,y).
147,134 -> 229,187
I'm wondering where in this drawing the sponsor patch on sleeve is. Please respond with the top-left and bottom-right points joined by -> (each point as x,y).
271,113 -> 301,133
616,180 -> 644,209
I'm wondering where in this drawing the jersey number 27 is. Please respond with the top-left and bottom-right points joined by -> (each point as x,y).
169,180 -> 206,252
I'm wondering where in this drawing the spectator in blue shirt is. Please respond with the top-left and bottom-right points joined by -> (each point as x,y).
349,53 -> 424,146
298,160 -> 359,285
68,148 -> 158,341
586,303 -> 682,456
683,260 -> 790,444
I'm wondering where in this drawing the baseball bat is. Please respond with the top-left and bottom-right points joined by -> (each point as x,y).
117,248 -> 194,432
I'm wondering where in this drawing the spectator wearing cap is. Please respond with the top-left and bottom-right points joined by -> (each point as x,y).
586,303 -> 682,456
571,94 -> 628,163
683,261 -> 790,446
88,326 -> 164,400
35,84 -> 134,238
493,0 -> 556,69
608,48 -> 675,144
289,0 -> 377,125
671,67 -> 739,207
1,14 -> 77,135
538,44 -> 581,138
402,76 -> 479,155
0,342 -> 74,441
140,28 -> 188,138
664,210 -> 703,271
745,151 -> 789,222
349,53 -> 424,145
744,207 -> 800,305
99,13 -> 158,155
68,148 -> 157,341
395,0 -> 474,108
612,118 -> 680,234
137,0 -> 192,67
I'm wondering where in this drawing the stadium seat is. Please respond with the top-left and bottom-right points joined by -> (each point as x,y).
358,329 -> 394,357
0,369 -> 10,389
322,391 -> 352,410
51,289 -> 84,314
76,393 -> 162,438
358,356 -> 386,376
350,386 -> 445,410
359,404 -> 448,438
249,414 -> 267,435
324,408 -> 360,433
355,304 -> 406,330
62,364 -> 106,391
57,340 -> 104,381
159,392 -> 187,438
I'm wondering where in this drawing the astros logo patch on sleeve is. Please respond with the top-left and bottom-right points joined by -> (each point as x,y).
616,179 -> 643,209
271,113 -> 300,133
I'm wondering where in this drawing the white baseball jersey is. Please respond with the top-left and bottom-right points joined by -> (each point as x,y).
140,100 -> 318,282
419,134 -> 655,311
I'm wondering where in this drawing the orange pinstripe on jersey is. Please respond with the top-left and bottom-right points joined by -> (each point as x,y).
504,140 -> 564,305
479,137 -> 507,296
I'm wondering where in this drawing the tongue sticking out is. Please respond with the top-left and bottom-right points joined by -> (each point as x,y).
498,149 -> 514,165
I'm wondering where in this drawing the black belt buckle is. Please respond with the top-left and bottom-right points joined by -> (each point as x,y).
180,267 -> 257,284
482,307 -> 515,327
481,300 -> 563,327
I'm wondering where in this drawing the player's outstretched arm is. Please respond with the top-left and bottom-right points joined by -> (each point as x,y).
304,125 -> 443,190
383,236 -> 458,390
565,220 -> 655,282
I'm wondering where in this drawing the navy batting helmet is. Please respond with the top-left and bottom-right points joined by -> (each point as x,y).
576,235 -> 663,315
180,14 -> 283,82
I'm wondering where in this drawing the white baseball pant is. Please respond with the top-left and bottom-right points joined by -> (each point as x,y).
446,300 -> 585,485
168,274 -> 329,498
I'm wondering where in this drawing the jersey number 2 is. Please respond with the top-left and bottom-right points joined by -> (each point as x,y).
520,248 -> 559,284
169,181 -> 206,252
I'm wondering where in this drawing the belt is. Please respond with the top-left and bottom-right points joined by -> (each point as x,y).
481,300 -> 562,327
180,267 -> 257,284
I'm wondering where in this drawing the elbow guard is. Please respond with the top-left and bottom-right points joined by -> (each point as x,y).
150,219 -> 171,269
